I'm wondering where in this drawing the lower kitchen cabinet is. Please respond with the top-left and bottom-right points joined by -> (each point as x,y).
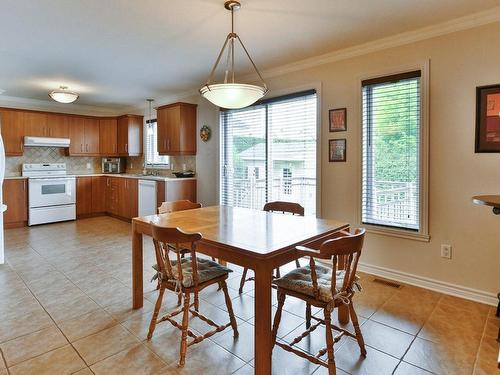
105,177 -> 138,220
76,177 -> 93,217
165,179 -> 197,203
2,179 -> 28,228
91,176 -> 106,214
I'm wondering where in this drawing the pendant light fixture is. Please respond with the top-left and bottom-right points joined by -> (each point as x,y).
48,86 -> 79,104
200,0 -> 267,109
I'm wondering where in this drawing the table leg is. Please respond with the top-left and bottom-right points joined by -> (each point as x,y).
254,265 -> 273,375
132,228 -> 144,309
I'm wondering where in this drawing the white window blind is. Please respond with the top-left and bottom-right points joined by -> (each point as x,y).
220,90 -> 317,215
145,120 -> 169,167
362,71 -> 421,231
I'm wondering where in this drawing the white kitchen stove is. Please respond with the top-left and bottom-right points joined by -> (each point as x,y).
22,163 -> 76,226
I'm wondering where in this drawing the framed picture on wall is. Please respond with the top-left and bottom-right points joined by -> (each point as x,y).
329,108 -> 347,132
475,84 -> 500,152
329,139 -> 346,162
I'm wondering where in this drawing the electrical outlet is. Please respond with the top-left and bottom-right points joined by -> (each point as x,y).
86,162 -> 91,170
441,244 -> 452,259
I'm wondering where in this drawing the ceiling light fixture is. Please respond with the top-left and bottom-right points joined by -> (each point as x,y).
49,86 -> 79,104
199,0 -> 267,109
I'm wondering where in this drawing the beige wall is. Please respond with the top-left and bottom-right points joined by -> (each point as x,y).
196,22 -> 500,298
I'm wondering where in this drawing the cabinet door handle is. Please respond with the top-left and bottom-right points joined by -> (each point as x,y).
167,139 -> 170,150
125,143 -> 128,152
86,144 -> 89,152
80,144 -> 83,152
23,180 -> 26,191
107,178 -> 110,187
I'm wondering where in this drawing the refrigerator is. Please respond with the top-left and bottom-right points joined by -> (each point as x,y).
0,117 -> 5,264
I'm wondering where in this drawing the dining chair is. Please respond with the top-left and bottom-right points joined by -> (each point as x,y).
147,223 -> 239,367
271,228 -> 366,375
238,201 -> 304,294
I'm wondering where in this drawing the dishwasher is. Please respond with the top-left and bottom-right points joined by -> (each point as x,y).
138,180 -> 157,216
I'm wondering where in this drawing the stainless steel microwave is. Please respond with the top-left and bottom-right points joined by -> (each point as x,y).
102,157 -> 125,174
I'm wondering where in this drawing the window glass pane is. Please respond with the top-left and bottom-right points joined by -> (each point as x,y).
221,91 -> 317,215
362,75 -> 420,230
145,121 -> 169,167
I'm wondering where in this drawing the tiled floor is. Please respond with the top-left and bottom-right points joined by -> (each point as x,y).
0,216 -> 498,375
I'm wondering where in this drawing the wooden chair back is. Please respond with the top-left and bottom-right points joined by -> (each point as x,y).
158,200 -> 202,214
297,228 -> 365,300
150,223 -> 203,288
263,201 -> 305,216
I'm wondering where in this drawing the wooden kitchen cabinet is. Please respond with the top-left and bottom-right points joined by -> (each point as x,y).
117,178 -> 138,219
157,102 -> 197,155
166,179 -> 197,203
117,115 -> 143,156
3,179 -> 28,228
105,177 -> 120,216
23,111 -> 48,137
91,176 -> 106,214
76,177 -> 93,217
99,118 -> 118,156
0,109 -> 24,155
46,113 -> 69,138
68,117 -> 100,155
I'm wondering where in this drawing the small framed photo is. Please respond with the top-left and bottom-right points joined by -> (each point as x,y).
329,108 -> 347,132
329,139 -> 346,162
475,84 -> 500,152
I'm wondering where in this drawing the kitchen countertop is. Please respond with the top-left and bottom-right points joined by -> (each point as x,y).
4,173 -> 196,181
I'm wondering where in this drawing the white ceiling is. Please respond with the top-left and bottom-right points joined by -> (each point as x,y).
0,0 -> 499,110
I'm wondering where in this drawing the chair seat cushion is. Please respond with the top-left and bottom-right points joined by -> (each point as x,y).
153,258 -> 232,288
273,264 -> 357,302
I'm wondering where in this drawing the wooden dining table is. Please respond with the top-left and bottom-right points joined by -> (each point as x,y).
131,205 -> 349,375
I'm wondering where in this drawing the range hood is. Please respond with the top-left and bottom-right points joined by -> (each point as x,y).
24,136 -> 71,148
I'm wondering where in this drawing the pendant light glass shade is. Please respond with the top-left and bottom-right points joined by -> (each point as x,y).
49,86 -> 79,104
200,1 -> 267,109
200,83 -> 266,109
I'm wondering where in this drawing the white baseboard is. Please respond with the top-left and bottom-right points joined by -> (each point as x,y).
358,262 -> 498,307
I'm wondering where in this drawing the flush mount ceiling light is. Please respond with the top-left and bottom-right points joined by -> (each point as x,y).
199,0 -> 267,109
48,86 -> 79,104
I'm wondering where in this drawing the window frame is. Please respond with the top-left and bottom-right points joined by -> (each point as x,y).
218,86 -> 322,216
358,62 -> 430,242
144,118 -> 170,169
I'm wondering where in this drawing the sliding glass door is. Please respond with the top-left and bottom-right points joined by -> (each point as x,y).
220,90 -> 317,215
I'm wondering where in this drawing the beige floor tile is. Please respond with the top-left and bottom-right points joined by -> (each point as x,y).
248,306 -> 304,339
103,297 -> 155,322
334,338 -> 399,375
403,337 -> 477,375
8,345 -> 86,375
213,321 -> 254,362
121,310 -> 172,341
42,293 -> 101,323
57,309 -> 118,342
473,336 -> 500,375
144,324 -> 189,366
439,295 -> 490,316
359,319 -> 414,358
90,344 -> 166,375
232,364 -> 255,375
73,324 -> 140,365
371,293 -> 438,334
0,309 -> 54,343
0,326 -> 68,367
394,361 -> 434,374
270,344 -> 321,375
164,339 -> 246,375
71,368 -> 94,375
0,369 -> 7,375
483,316 -> 500,339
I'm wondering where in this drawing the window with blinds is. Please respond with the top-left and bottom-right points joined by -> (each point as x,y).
220,90 -> 317,215
145,119 -> 169,167
362,71 -> 421,231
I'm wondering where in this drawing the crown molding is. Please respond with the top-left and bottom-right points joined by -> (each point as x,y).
243,6 -> 500,82
0,94 -> 141,116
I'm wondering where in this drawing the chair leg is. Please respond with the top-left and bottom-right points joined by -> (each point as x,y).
295,259 -> 301,268
194,291 -> 200,312
221,281 -> 239,337
324,308 -> 337,375
349,301 -> 367,357
147,286 -> 165,340
178,292 -> 191,367
305,303 -> 311,329
271,290 -> 286,348
177,293 -> 182,307
238,268 -> 248,294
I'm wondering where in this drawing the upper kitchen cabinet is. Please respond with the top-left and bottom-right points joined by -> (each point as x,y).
68,117 -> 100,155
23,111 -> 48,137
117,115 -> 143,156
99,118 -> 118,156
156,102 -> 197,155
0,109 -> 24,155
46,113 -> 69,138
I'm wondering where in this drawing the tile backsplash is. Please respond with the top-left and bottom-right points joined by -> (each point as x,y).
5,147 -> 101,176
5,147 -> 197,177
